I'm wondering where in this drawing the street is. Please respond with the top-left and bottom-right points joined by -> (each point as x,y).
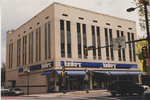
1,90 -> 145,100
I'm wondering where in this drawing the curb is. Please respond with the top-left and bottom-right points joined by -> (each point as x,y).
21,90 -> 107,97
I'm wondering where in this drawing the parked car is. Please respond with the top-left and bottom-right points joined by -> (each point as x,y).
144,89 -> 150,100
1,86 -> 9,96
108,80 -> 145,96
7,88 -> 24,96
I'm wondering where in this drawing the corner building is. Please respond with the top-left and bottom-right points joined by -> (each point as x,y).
6,2 -> 142,94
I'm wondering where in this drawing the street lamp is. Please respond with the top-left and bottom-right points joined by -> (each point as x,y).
127,5 -> 143,12
26,69 -> 30,95
127,1 -> 150,44
85,69 -> 89,93
127,0 -> 150,72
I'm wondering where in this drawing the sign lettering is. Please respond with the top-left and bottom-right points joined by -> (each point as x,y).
64,61 -> 81,68
103,63 -> 116,68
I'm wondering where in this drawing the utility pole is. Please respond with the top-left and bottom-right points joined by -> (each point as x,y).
143,0 -> 150,45
127,0 -> 150,72
62,66 -> 66,94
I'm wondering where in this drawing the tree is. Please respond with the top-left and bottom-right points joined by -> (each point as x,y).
1,62 -> 6,86
132,0 -> 150,59
133,0 -> 150,35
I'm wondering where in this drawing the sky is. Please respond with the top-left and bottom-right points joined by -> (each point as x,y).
1,0 -> 143,64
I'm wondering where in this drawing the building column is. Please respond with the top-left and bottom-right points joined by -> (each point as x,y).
89,74 -> 93,90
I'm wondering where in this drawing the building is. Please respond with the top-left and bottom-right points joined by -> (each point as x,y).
6,2 -> 142,94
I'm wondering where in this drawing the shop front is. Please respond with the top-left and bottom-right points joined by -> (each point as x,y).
41,61 -> 142,92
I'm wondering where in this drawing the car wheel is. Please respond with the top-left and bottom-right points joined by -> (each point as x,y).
129,93 -> 132,96
121,92 -> 126,96
139,91 -> 143,96
111,92 -> 116,97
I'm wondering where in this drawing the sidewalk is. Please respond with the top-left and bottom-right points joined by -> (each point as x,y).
22,89 -> 107,98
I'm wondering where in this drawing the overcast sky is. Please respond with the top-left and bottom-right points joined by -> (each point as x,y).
1,0 -> 143,64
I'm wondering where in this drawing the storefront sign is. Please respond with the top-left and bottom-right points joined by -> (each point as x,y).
23,67 -> 30,72
41,62 -> 52,69
103,63 -> 116,68
64,61 -> 81,68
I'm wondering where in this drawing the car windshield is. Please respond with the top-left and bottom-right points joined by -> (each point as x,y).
1,87 -> 9,89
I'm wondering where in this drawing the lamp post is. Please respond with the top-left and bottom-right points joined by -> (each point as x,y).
127,1 -> 150,44
27,69 -> 30,95
127,0 -> 150,72
85,69 -> 89,93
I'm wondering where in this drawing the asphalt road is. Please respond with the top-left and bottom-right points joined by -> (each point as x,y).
2,91 -> 145,100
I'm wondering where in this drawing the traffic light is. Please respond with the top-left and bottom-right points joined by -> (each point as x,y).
84,47 -> 88,56
62,66 -> 65,71
139,0 -> 149,4
142,46 -> 148,59
61,72 -> 67,76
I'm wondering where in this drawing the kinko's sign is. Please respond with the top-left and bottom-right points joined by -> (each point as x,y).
41,62 -> 52,69
103,63 -> 116,68
64,61 -> 82,68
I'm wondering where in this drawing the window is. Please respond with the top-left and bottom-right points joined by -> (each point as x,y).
79,17 -> 84,20
117,30 -> 122,61
66,21 -> 72,58
83,24 -> 87,59
22,36 -> 27,65
132,33 -> 136,62
48,22 -> 51,59
93,20 -> 98,23
39,27 -> 41,61
22,37 -> 25,65
24,35 -> 27,65
77,23 -> 82,58
36,27 -> 41,62
128,32 -> 132,61
109,29 -> 114,60
45,23 -> 47,59
36,29 -> 38,62
62,14 -> 68,17
105,28 -> 109,60
92,26 -> 96,59
60,20 -> 65,57
17,39 -> 21,67
121,31 -> 126,61
97,27 -> 101,60
29,32 -> 33,64
9,43 -> 13,69
45,22 -> 51,59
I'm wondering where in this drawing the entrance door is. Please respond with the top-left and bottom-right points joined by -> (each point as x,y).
69,79 -> 78,91
47,75 -> 54,93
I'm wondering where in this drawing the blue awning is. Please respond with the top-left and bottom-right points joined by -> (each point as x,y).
127,71 -> 143,75
109,71 -> 128,75
91,70 -> 110,75
41,70 -> 53,75
57,70 -> 86,76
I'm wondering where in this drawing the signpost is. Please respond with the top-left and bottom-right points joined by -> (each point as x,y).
113,36 -> 126,50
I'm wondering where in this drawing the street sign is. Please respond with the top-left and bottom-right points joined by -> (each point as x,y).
88,46 -> 94,50
84,75 -> 89,80
113,36 -> 126,50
